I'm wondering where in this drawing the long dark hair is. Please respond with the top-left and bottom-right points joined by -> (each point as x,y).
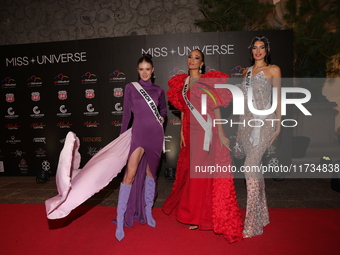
188,49 -> 206,75
248,36 -> 271,65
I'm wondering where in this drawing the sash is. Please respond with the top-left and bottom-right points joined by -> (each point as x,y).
132,82 -> 165,152
182,77 -> 212,151
246,66 -> 271,146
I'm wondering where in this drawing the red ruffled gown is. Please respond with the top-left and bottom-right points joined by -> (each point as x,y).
162,71 -> 243,243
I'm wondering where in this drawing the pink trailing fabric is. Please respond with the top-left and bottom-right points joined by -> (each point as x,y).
45,129 -> 132,220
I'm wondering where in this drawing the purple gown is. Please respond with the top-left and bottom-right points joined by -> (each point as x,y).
121,79 -> 166,227
45,79 -> 166,221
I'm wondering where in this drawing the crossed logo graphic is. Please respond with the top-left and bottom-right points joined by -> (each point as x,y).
42,160 -> 50,171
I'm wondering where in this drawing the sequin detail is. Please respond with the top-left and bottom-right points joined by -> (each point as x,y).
238,69 -> 274,238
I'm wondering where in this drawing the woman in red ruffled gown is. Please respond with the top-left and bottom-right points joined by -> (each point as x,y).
162,49 -> 243,243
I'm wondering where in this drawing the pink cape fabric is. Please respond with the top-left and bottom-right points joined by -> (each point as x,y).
45,129 -> 132,219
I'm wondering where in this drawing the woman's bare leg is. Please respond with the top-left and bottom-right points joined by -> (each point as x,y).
123,147 -> 145,185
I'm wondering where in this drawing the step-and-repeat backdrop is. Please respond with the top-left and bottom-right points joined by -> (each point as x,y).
0,30 -> 293,176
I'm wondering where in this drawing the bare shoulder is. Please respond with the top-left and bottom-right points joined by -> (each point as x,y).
242,67 -> 249,78
268,64 -> 281,77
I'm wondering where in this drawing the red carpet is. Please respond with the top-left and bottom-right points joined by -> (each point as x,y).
0,204 -> 338,255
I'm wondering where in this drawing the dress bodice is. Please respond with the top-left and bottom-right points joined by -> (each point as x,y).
241,69 -> 273,112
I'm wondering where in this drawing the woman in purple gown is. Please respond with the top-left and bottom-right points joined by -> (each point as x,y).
115,54 -> 167,241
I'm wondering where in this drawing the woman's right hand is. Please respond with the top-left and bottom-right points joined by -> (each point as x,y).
180,132 -> 186,148
179,112 -> 185,149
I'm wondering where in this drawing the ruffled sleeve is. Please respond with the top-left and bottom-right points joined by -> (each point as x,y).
167,74 -> 188,112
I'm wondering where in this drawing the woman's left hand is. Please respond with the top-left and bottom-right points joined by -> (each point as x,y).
157,117 -> 165,124
219,134 -> 231,151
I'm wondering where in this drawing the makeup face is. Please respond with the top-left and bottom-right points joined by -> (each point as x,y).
137,61 -> 154,81
187,50 -> 203,71
252,41 -> 266,61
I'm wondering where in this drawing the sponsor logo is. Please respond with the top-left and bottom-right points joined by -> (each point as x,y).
111,103 -> 123,115
41,160 -> 50,171
58,90 -> 67,100
6,93 -> 15,103
82,137 -> 102,142
205,66 -> 216,73
57,121 -> 72,128
113,88 -> 123,97
87,146 -> 102,156
230,65 -> 245,78
31,122 -> 46,129
81,72 -> 97,84
84,104 -> 99,116
5,123 -> 20,130
35,148 -> 47,158
84,120 -> 100,128
164,135 -> 173,143
168,68 -> 186,78
111,120 -> 122,127
57,105 -> 71,117
85,89 -> 95,99
11,149 -> 25,157
33,137 -> 46,144
27,75 -> 42,87
164,135 -> 173,153
54,73 -> 70,85
170,118 -> 181,125
5,107 -> 19,119
109,70 -> 126,83
1,77 -> 16,88
19,158 -> 28,173
30,106 -> 44,118
6,136 -> 21,144
31,92 -> 41,101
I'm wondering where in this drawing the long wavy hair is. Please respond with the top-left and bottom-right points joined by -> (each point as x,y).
248,36 -> 271,65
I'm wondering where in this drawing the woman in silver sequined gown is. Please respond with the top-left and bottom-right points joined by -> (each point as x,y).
237,36 -> 282,238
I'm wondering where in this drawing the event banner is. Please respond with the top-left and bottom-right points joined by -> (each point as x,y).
0,30 -> 294,176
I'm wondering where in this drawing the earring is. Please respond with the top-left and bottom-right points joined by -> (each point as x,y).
199,66 -> 202,74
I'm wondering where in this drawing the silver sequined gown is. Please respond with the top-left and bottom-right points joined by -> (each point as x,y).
238,67 -> 275,238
